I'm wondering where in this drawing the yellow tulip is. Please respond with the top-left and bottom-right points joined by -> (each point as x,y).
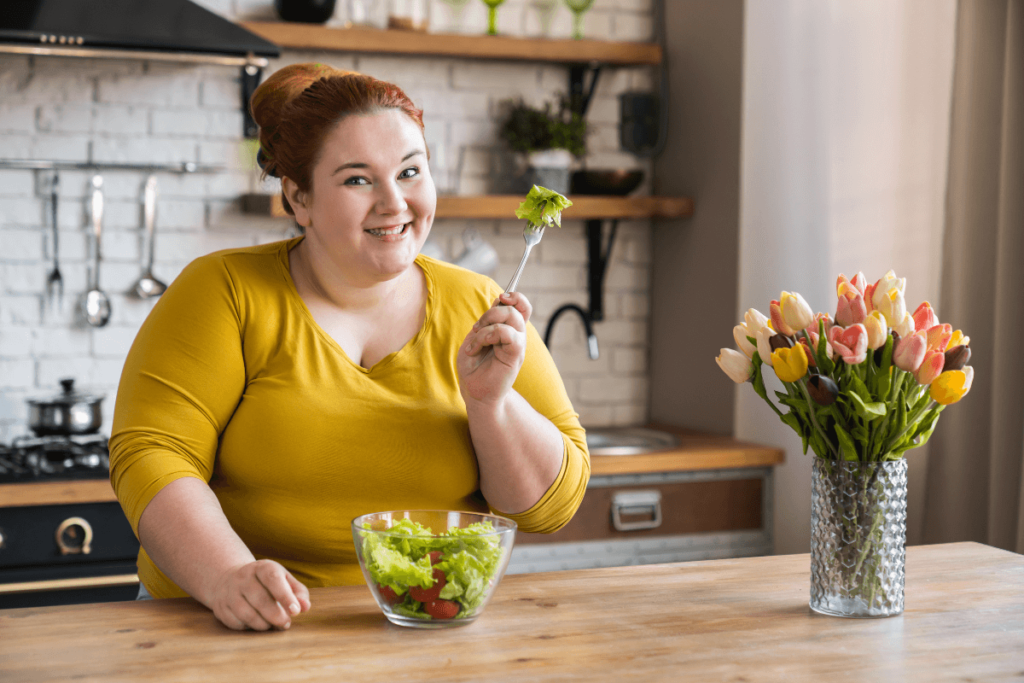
946,329 -> 970,351
929,369 -> 969,405
771,344 -> 808,383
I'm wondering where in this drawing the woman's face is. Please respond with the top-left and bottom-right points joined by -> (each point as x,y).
289,109 -> 436,283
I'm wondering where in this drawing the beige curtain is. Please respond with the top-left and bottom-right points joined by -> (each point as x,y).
923,0 -> 1024,552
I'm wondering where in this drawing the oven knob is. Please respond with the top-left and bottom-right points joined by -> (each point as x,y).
56,517 -> 93,555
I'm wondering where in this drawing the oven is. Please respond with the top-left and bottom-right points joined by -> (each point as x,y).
0,434 -> 140,609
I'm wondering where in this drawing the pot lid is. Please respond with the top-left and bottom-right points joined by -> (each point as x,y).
27,378 -> 105,405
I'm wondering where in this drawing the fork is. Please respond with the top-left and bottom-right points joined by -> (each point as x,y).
45,173 -> 63,314
504,224 -> 545,294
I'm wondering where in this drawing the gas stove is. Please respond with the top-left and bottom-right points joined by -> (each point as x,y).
0,434 -> 110,484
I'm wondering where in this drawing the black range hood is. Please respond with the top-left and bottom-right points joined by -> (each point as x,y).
0,0 -> 279,63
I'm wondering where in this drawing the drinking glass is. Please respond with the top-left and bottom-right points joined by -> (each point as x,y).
563,0 -> 594,40
480,0 -> 505,36
436,0 -> 470,32
530,0 -> 557,37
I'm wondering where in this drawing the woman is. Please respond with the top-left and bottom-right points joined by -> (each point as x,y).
109,63 -> 590,632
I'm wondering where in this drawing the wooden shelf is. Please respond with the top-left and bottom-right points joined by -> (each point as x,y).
0,479 -> 117,508
240,22 -> 662,65
243,193 -> 693,220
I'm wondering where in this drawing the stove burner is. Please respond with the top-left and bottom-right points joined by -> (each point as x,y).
0,434 -> 110,483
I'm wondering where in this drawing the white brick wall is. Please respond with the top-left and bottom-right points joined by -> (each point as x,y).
0,0 -> 656,441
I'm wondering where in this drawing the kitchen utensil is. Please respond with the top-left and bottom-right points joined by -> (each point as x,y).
132,175 -> 167,299
26,378 -> 105,437
504,223 -> 544,294
570,169 -> 644,196
45,172 -> 63,315
352,510 -> 516,628
84,175 -> 111,328
453,228 -> 499,275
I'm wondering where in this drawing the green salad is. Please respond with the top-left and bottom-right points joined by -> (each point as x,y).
360,519 -> 505,620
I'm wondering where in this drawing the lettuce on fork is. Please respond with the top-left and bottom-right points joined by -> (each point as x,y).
515,185 -> 573,231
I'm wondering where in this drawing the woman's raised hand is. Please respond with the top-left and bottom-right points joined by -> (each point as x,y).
207,559 -> 311,631
457,292 -> 532,407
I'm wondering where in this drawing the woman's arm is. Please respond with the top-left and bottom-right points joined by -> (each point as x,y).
457,292 -> 566,513
138,477 -> 310,631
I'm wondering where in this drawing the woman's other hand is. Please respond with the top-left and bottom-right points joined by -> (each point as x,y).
208,559 -> 311,631
458,292 -> 532,406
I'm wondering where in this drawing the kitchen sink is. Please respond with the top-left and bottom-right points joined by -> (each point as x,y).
584,427 -> 680,456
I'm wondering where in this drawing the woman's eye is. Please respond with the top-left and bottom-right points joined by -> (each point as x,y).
344,176 -> 369,186
399,167 -> 419,180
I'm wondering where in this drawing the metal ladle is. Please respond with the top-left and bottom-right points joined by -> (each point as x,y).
84,175 -> 111,327
132,175 -> 167,298
44,172 -> 63,315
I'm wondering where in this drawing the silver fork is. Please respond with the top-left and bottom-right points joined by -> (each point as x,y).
504,225 -> 545,294
45,173 -> 63,314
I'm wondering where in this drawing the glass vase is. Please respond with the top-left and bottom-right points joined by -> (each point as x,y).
809,458 -> 907,618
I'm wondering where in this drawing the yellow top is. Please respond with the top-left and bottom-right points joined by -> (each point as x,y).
109,237 -> 589,598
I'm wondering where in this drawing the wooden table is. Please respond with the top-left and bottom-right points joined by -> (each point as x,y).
1,543 -> 1021,682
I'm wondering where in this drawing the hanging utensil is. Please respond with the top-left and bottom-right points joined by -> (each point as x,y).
83,175 -> 111,327
45,172 -> 63,315
132,175 -> 167,298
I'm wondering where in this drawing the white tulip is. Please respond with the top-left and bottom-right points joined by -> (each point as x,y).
894,311 -> 916,338
733,325 -> 756,359
755,326 -> 776,366
716,348 -> 753,383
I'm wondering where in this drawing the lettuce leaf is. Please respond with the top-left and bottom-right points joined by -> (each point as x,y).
515,185 -> 573,231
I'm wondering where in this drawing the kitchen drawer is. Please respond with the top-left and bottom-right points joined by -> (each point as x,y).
518,470 -> 764,545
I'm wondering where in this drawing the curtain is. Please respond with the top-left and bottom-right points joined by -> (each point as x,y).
923,0 -> 1024,552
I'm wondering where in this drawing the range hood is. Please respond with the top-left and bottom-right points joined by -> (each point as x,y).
0,0 -> 280,66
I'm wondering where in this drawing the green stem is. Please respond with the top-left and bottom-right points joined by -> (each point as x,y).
883,399 -> 938,452
798,380 -> 838,459
487,6 -> 498,34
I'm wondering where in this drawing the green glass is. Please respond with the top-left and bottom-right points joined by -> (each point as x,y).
480,0 -> 506,35
563,0 -> 594,40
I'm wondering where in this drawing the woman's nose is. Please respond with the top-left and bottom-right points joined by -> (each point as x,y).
375,180 -> 408,215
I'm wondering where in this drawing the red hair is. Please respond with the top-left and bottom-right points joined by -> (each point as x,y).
249,63 -> 425,216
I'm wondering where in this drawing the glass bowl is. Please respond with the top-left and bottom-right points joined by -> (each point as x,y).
351,510 -> 517,628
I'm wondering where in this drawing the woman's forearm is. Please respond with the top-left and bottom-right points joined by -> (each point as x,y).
137,476 -> 255,606
465,389 -> 564,514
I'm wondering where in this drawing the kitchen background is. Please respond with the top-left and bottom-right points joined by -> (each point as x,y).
0,0 -> 658,444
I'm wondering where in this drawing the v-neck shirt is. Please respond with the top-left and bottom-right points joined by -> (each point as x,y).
109,237 -> 590,598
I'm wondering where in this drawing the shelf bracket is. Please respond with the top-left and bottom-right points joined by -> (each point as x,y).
569,63 -> 602,119
241,64 -> 264,139
587,218 -> 618,322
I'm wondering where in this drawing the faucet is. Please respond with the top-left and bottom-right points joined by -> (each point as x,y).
543,304 -> 599,360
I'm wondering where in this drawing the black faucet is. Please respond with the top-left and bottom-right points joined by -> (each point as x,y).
544,303 -> 599,360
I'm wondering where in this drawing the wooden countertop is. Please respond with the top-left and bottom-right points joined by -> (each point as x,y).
1,543 -> 1020,682
0,427 -> 782,507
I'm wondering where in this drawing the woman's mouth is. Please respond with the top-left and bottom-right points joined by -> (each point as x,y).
366,223 -> 410,240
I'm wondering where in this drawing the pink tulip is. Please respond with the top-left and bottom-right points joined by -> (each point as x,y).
828,324 -> 868,365
926,323 -> 952,353
805,329 -> 834,360
769,299 -> 795,336
912,302 -> 940,334
893,331 -> 927,373
836,273 -> 867,298
835,291 -> 867,326
863,281 -> 877,314
812,312 -> 833,337
850,272 -> 868,294
916,349 -> 945,385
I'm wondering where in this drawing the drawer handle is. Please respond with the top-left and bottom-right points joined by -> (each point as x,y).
611,490 -> 662,531
56,516 -> 93,555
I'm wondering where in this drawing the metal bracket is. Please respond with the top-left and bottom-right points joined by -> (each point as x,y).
586,218 -> 618,321
568,63 -> 602,119
241,64 -> 264,139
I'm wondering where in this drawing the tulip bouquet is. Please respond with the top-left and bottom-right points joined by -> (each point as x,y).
716,270 -> 973,462
716,271 -> 974,616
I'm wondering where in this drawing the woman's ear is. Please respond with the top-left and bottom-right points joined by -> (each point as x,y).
281,177 -> 312,228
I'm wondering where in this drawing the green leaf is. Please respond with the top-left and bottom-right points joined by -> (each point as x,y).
752,354 -> 784,418
817,319 -> 835,374
833,422 -> 859,461
847,391 -> 887,421
515,185 -> 573,229
781,410 -> 803,437
848,371 -> 872,403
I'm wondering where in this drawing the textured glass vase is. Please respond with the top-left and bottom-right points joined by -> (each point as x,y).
810,458 -> 908,618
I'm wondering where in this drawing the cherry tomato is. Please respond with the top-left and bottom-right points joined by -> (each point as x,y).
377,584 -> 401,605
427,551 -> 443,565
424,599 -> 460,619
408,568 -> 446,603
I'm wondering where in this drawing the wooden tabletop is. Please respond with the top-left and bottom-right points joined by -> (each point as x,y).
1,543 -> 1021,682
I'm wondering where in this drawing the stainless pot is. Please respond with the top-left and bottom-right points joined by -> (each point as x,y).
26,379 -> 104,436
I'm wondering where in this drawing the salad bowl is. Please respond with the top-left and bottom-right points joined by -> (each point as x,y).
352,510 -> 517,628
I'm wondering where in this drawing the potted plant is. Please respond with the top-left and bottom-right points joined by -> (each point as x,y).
499,97 -> 586,195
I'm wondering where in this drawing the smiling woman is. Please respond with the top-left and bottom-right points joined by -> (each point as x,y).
107,63 -> 589,633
